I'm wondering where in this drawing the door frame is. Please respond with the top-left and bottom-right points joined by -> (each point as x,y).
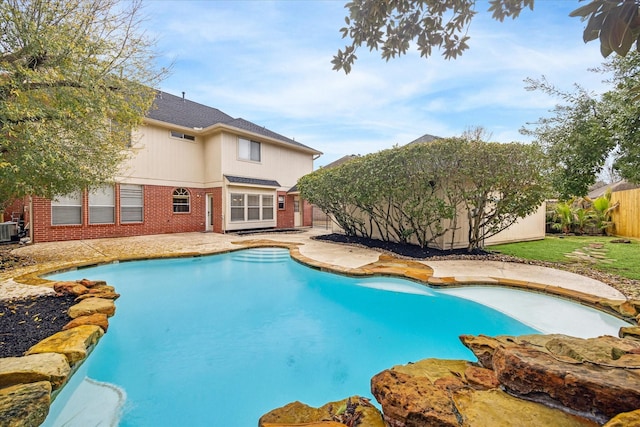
205,193 -> 214,232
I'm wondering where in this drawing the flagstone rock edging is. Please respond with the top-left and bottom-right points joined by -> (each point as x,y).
0,279 -> 117,426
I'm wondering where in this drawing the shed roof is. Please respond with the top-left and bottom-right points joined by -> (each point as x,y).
224,175 -> 281,187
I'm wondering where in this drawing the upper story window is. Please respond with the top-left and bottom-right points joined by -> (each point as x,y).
172,188 -> 190,213
238,138 -> 261,162
51,192 -> 82,225
170,130 -> 196,141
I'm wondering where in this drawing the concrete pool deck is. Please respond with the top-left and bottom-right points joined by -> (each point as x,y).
0,227 -> 627,302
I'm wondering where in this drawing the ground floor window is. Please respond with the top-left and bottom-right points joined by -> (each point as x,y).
120,184 -> 143,223
173,188 -> 190,213
230,193 -> 274,222
51,192 -> 82,225
89,186 -> 115,224
262,195 -> 274,220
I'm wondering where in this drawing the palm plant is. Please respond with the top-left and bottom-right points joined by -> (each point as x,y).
551,202 -> 574,234
591,189 -> 619,235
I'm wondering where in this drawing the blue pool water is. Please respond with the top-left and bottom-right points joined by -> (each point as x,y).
42,248 -> 625,426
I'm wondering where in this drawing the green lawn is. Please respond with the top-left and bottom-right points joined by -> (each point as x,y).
489,235 -> 640,280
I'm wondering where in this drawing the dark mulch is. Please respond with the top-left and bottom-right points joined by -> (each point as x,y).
314,233 -> 491,259
0,243 -> 36,272
0,294 -> 76,358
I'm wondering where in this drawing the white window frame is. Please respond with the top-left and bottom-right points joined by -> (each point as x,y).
230,193 -> 245,222
51,192 -> 82,225
89,185 -> 115,224
172,188 -> 190,213
120,184 -> 144,223
229,193 -> 275,223
170,130 -> 196,141
238,138 -> 261,162
278,195 -> 285,210
262,195 -> 274,220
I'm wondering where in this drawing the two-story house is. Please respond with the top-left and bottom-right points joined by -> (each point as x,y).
13,91 -> 322,243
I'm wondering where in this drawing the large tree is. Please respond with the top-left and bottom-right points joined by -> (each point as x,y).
333,0 -> 640,73
0,0 -> 164,205
521,76 -> 614,199
523,51 -> 640,198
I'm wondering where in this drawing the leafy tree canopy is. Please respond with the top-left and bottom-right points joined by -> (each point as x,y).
0,0 -> 165,204
523,51 -> 640,199
333,0 -> 639,73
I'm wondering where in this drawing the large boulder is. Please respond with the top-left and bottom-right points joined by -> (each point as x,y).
53,281 -> 88,297
0,381 -> 51,427
370,358 -> 597,427
492,344 -> 640,421
461,334 -> 640,422
258,397 -> 385,427
0,353 -> 70,390
67,297 -> 116,318
26,325 -> 104,365
62,313 -> 109,332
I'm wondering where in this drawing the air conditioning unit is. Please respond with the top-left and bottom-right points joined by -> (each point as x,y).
0,222 -> 17,243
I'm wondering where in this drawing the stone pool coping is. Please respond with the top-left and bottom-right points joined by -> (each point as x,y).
1,231 -> 639,425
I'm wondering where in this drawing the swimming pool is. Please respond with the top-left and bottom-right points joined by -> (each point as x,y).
42,248 -> 628,426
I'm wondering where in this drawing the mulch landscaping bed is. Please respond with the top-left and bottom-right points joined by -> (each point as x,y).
1,244 -> 75,358
0,294 -> 76,358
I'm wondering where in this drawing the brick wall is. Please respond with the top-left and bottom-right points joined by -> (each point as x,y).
31,184 -> 213,243
276,191 -> 294,228
30,185 -> 308,242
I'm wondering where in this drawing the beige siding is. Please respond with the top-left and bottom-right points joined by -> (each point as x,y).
220,133 -> 313,189
203,133 -> 223,187
119,125 -> 205,187
485,203 -> 546,246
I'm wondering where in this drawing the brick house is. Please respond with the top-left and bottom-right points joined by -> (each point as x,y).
8,91 -> 321,243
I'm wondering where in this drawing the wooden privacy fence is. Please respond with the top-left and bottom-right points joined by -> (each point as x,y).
611,188 -> 640,238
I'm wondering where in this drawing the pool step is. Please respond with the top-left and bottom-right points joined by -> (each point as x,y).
232,248 -> 290,263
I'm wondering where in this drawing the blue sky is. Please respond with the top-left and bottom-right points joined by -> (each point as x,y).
143,0 -> 609,167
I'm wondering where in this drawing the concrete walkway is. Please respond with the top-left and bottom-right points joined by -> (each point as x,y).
0,228 -> 626,301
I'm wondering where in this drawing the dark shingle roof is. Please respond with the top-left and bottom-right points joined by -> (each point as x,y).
147,91 -> 319,153
322,154 -> 360,169
147,92 -> 234,129
225,175 -> 280,187
406,133 -> 442,145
